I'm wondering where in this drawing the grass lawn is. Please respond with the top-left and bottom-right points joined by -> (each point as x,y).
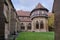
16,32 -> 54,40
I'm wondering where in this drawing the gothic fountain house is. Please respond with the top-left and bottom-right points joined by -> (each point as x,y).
30,3 -> 49,32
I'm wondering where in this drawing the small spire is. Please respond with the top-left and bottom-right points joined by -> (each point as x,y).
35,3 -> 45,9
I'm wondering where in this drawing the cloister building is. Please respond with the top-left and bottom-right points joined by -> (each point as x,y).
17,3 -> 49,32
0,0 -> 53,40
0,0 -> 20,40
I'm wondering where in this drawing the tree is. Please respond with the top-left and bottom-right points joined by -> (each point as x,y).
48,13 -> 54,31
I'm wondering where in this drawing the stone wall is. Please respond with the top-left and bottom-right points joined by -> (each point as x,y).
0,0 -> 6,40
53,0 -> 60,40
0,0 -> 20,40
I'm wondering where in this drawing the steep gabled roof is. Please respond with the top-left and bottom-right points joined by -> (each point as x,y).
30,3 -> 49,14
35,3 -> 45,9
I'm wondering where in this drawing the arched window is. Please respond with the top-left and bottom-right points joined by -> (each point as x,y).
36,21 -> 39,29
21,23 -> 25,30
40,21 -> 44,29
27,23 -> 31,30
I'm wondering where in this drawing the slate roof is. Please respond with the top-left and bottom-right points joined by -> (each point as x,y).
35,3 -> 45,9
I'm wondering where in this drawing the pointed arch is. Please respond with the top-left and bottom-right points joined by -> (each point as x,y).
21,23 -> 25,30
27,23 -> 31,30
40,21 -> 44,29
36,21 -> 39,29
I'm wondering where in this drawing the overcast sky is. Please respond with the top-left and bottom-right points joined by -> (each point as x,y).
11,0 -> 54,12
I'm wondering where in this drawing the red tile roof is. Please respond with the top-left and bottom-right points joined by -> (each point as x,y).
48,12 -> 53,17
17,10 -> 31,22
17,10 -> 30,16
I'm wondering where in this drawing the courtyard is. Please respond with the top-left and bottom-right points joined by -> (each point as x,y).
16,32 -> 54,40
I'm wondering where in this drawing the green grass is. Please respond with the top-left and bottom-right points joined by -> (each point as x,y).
16,32 -> 54,40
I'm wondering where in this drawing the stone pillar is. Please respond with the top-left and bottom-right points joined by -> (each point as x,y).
39,21 -> 40,31
25,23 -> 27,31
15,22 -> 18,34
32,21 -> 34,31
5,23 -> 9,40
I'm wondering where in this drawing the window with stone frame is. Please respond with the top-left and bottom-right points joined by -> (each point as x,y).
39,11 -> 42,15
36,21 -> 39,29
42,11 -> 44,14
40,21 -> 44,29
21,23 -> 25,30
27,23 -> 31,30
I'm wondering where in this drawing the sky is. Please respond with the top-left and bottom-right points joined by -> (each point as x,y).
11,0 -> 54,12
